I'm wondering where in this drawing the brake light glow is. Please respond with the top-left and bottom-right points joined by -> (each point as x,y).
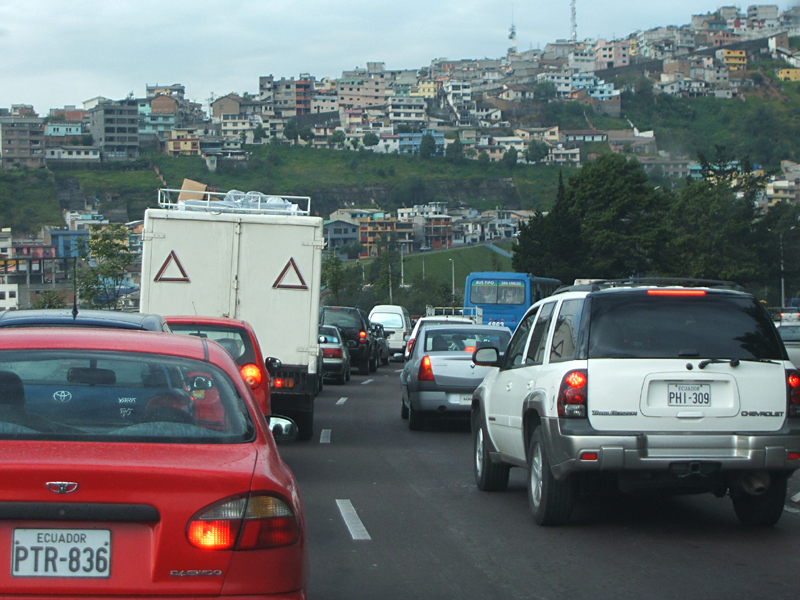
787,370 -> 800,417
323,348 -> 343,359
239,364 -> 262,389
272,377 -> 294,389
187,494 -> 298,551
788,451 -> 800,461
359,330 -> 367,344
418,355 -> 435,381
646,289 -> 706,296
463,346 -> 476,353
557,369 -> 588,418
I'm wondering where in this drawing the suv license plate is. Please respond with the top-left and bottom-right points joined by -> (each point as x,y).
668,383 -> 711,407
12,529 -> 111,577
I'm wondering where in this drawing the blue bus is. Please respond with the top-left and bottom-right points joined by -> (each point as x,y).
464,272 -> 561,329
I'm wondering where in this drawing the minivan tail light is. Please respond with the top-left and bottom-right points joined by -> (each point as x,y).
787,370 -> 800,417
419,356 -> 435,381
187,493 -> 298,551
557,369 -> 587,418
239,364 -> 262,389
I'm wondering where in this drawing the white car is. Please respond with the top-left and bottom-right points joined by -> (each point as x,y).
369,304 -> 412,359
404,315 -> 476,360
472,279 -> 800,526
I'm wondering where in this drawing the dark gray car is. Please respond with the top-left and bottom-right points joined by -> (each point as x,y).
0,309 -> 171,332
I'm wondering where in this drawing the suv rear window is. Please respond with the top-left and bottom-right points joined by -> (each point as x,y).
320,309 -> 360,329
587,293 -> 784,360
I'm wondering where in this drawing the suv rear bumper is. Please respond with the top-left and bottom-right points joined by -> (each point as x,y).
544,418 -> 800,480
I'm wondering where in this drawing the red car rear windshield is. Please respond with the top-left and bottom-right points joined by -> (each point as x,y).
0,351 -> 255,443
167,324 -> 257,366
587,293 -> 784,360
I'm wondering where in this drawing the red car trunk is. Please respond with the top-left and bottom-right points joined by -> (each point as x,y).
0,441 -> 266,596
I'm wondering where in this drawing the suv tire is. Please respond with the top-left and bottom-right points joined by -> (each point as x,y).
730,473 -> 787,526
528,426 -> 574,525
473,411 -> 510,491
358,354 -> 370,375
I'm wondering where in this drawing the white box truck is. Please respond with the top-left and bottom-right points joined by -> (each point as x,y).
140,188 -> 324,439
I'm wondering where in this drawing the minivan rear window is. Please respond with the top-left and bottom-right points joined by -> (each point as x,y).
587,293 -> 784,360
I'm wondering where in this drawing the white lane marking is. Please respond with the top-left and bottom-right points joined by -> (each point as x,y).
792,491 -> 800,503
361,379 -> 373,385
336,499 -> 372,541
784,506 -> 800,514
394,369 -> 403,373
320,429 -> 331,444
336,397 -> 347,405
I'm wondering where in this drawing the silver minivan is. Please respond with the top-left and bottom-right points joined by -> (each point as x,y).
369,304 -> 412,360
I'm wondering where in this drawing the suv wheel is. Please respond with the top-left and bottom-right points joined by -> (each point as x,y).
730,473 -> 787,526
359,354 -> 370,375
472,411 -> 509,491
369,353 -> 378,373
528,426 -> 574,525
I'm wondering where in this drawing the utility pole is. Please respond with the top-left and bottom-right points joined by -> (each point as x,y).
448,258 -> 455,300
400,243 -> 404,287
389,262 -> 393,304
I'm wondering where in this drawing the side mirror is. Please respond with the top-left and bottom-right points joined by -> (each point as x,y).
266,415 -> 299,443
265,357 -> 282,374
473,346 -> 500,367
318,335 -> 327,344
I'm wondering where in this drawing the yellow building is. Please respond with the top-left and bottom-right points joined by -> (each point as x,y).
777,68 -> 800,82
717,49 -> 747,71
411,81 -> 436,99
163,128 -> 201,157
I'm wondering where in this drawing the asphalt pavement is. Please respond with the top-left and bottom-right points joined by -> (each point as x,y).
279,365 -> 800,600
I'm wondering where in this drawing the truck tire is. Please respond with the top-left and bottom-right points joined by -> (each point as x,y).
359,354 -> 370,375
527,426 -> 574,525
295,409 -> 314,441
730,473 -> 787,526
472,411 -> 509,492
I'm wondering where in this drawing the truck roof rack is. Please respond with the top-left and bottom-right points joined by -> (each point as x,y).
553,277 -> 745,295
157,188 -> 311,216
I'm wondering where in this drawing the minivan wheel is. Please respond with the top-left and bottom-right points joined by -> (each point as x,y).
527,426 -> 574,525
730,473 -> 787,526
472,412 -> 509,491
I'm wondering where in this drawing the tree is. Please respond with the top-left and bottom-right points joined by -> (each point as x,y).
253,124 -> 266,141
533,81 -> 557,100
283,119 -> 299,144
328,130 -> 346,148
502,147 -> 518,169
30,290 -> 66,309
419,132 -> 437,159
525,140 -> 549,163
76,224 -> 135,310
477,151 -> 490,170
363,132 -> 379,148
321,253 -> 346,304
445,137 -> 464,163
351,138 -> 360,151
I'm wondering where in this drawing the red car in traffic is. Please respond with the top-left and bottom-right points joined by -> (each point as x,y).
165,316 -> 276,416
0,328 -> 307,598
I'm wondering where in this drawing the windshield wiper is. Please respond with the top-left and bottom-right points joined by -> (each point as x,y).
737,357 -> 781,365
698,358 -> 740,369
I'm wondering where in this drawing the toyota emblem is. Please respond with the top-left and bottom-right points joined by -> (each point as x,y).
46,482 -> 78,494
53,390 -> 72,403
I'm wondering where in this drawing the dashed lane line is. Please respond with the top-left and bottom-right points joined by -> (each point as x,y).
792,491 -> 800,503
336,499 -> 372,541
361,379 -> 374,385
320,429 -> 331,444
336,397 -> 347,405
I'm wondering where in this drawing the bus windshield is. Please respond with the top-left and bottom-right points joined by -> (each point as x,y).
470,279 -> 526,305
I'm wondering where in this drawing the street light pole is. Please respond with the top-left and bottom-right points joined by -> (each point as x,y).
780,231 -> 786,308
448,258 -> 455,299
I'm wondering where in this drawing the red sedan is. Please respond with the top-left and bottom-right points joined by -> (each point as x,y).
165,316 -> 275,416
0,328 -> 307,599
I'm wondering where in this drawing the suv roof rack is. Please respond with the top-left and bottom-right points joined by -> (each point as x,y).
553,277 -> 744,295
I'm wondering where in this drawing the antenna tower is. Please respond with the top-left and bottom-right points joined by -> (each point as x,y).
570,0 -> 577,42
509,4 -> 517,54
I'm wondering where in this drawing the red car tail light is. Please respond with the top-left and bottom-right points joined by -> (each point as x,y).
463,346 -> 476,353
187,494 -> 298,551
646,289 -> 706,296
239,364 -> 262,389
322,348 -> 343,359
787,370 -> 800,417
418,355 -> 435,381
557,369 -> 588,418
359,330 -> 367,344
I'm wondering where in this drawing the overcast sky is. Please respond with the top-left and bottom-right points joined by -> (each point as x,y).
0,0 -> 797,114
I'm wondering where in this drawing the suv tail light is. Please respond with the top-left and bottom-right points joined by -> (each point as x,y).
557,369 -> 587,418
239,364 -> 263,389
187,493 -> 298,551
418,356 -> 435,381
323,348 -> 343,359
787,370 -> 800,417
359,330 -> 367,344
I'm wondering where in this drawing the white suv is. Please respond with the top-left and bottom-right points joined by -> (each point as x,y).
471,280 -> 800,526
